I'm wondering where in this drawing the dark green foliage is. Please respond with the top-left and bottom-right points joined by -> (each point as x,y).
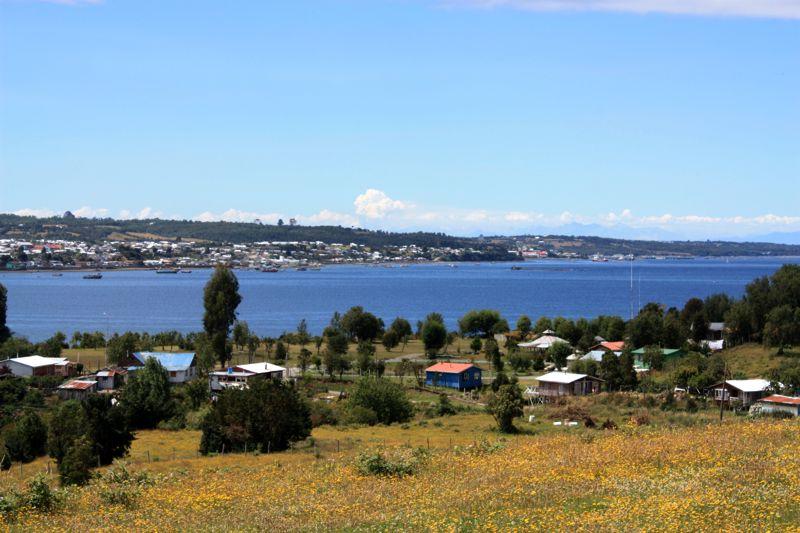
0,283 -> 9,344
121,357 -> 174,429
347,377 -> 413,425
199,379 -> 311,454
470,337 -> 482,354
203,265 -> 242,368
388,317 -> 413,339
508,351 -> 532,373
516,315 -> 532,337
355,448 -> 428,477
340,307 -> 384,342
382,330 -> 399,351
486,340 -> 503,372
486,383 -> 524,433
458,309 -> 509,338
491,371 -> 510,392
547,341 -> 572,371
82,395 -> 133,465
356,341 -> 376,374
422,319 -> 447,357
58,437 -> 95,486
184,378 -> 210,410
47,401 -> 88,465
3,410 -> 47,463
106,332 -> 140,364
599,352 -> 622,391
274,341 -> 288,361
436,393 -> 457,416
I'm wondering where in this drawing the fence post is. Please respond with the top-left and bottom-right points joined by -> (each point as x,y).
336,440 -> 340,453
427,437 -> 430,449
221,444 -> 225,455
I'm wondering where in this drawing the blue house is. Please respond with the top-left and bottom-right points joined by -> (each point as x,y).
129,352 -> 197,384
425,362 -> 482,391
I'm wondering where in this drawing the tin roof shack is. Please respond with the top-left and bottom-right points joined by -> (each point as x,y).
1,355 -> 76,378
129,352 -> 197,384
57,379 -> 98,400
94,368 -> 128,391
425,362 -> 482,391
710,379 -> 775,408
751,395 -> 800,417
209,362 -> 286,392
532,372 -> 604,398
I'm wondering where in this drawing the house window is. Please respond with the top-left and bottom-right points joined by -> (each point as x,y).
169,371 -> 176,377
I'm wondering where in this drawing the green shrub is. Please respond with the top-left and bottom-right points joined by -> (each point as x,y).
355,447 -> 429,477
58,437 -> 95,486
97,463 -> 154,508
347,377 -> 413,425
25,474 -> 61,512
346,405 -> 378,426
309,401 -> 339,427
3,410 -> 47,463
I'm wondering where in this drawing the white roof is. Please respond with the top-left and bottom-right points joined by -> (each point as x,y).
518,335 -> 570,349
536,371 -> 592,384
7,355 -> 70,368
725,379 -> 773,393
235,362 -> 286,375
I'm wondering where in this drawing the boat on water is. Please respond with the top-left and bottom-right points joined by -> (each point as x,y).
180,269 -> 192,273
261,267 -> 280,273
155,268 -> 180,274
83,272 -> 103,279
511,266 -> 523,271
52,272 -> 63,277
296,267 -> 308,272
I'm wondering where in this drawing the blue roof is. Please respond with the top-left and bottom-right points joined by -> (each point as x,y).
132,352 -> 196,371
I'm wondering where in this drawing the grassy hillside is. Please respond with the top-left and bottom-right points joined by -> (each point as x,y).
2,415 -> 798,530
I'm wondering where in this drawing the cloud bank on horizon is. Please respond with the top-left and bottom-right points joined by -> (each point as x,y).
447,0 -> 800,19
11,188 -> 800,242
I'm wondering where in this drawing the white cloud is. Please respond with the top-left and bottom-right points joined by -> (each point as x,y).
299,209 -> 360,227
73,206 -> 109,218
192,209 -> 283,224
354,189 -> 411,219
13,208 -> 58,218
448,0 -> 800,19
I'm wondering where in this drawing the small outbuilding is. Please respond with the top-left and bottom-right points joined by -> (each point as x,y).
752,395 -> 800,417
57,379 -> 98,400
518,335 -> 571,352
1,355 -> 76,378
425,362 -> 482,391
532,371 -> 604,398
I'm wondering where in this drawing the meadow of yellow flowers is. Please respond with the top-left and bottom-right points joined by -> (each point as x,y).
3,415 -> 799,531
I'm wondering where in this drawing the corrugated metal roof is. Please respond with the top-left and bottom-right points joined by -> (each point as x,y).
425,362 -> 477,373
759,394 -> 800,405
725,379 -> 773,393
132,352 -> 196,371
59,380 -> 97,390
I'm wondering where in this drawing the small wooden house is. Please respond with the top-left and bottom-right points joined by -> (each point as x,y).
425,363 -> 482,391
533,371 -> 604,397
710,379 -> 774,407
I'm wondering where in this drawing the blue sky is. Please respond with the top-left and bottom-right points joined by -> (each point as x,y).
1,0 -> 798,240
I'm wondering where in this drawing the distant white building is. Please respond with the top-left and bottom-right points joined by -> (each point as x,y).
1,355 -> 75,378
209,362 -> 285,392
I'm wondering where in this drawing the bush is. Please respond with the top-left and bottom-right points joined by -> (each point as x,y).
486,384 -> 524,433
200,379 -> 311,455
3,410 -> 47,463
58,437 -> 95,486
26,474 -> 62,512
309,401 -> 339,427
435,394 -> 457,417
347,377 -> 413,425
355,447 -> 428,477
97,463 -> 154,509
346,405 -> 379,426
121,357 -> 174,429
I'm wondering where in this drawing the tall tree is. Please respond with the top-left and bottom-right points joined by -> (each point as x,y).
121,357 -> 174,429
203,266 -> 242,368
0,283 -> 9,344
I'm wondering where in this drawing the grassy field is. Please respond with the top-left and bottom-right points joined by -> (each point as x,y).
2,413 -> 799,531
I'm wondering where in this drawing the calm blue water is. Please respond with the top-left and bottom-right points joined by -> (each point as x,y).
2,257 -> 798,342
